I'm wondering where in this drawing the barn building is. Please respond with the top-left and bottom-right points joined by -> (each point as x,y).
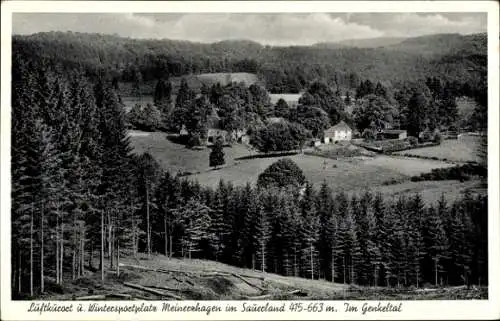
206,128 -> 229,145
323,121 -> 352,143
382,129 -> 407,140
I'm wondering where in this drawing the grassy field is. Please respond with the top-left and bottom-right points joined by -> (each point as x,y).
361,155 -> 455,176
130,131 -> 472,195
128,130 -> 485,204
129,131 -> 252,175
39,254 -> 486,301
349,179 -> 486,204
191,154 -> 410,192
129,131 -> 409,191
394,135 -> 480,163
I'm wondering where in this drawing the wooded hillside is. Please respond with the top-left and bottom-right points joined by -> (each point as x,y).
12,32 -> 487,92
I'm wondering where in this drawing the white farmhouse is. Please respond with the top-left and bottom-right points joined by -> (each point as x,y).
323,121 -> 352,144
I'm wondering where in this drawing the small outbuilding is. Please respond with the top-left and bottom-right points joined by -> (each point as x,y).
382,129 -> 407,140
206,128 -> 228,145
310,139 -> 322,147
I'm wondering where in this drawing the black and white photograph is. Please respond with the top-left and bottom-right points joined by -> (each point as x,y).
1,1 -> 499,320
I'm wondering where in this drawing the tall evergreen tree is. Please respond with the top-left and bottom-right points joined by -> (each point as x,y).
209,138 -> 225,169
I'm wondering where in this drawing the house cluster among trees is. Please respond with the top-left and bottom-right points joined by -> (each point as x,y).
124,70 -> 486,155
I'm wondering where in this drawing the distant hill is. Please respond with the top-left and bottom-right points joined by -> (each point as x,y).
315,37 -> 408,49
13,31 -> 487,90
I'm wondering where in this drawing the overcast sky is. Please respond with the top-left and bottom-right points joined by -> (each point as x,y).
12,12 -> 486,45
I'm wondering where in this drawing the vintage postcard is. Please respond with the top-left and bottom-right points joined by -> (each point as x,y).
1,1 -> 499,320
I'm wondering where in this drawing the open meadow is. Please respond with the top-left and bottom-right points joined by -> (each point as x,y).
127,130 -> 484,204
129,131 -> 253,175
191,154 -> 411,192
361,155 -> 455,176
394,135 -> 481,163
349,179 -> 486,204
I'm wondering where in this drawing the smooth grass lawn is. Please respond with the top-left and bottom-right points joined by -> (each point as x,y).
394,135 -> 480,163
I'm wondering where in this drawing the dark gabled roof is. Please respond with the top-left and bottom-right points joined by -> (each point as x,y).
383,129 -> 407,134
325,120 -> 351,132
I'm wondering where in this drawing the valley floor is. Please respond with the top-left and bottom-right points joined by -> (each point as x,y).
128,130 -> 486,203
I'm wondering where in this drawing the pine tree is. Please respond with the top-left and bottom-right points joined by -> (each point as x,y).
372,193 -> 387,285
316,181 -> 334,280
255,190 -> 271,272
380,200 -> 398,286
450,193 -> 475,286
302,205 -> 319,280
354,192 -> 372,285
391,197 -> 408,287
11,57 -> 38,295
154,78 -> 173,108
274,98 -> 290,118
337,197 -> 361,284
27,118 -> 61,292
407,194 -> 426,287
172,78 -> 196,131
365,200 -> 381,286
328,208 -> 341,283
209,138 -> 225,169
136,153 -> 161,258
238,183 -> 258,268
374,82 -> 388,100
209,181 -> 231,261
424,203 -> 449,286
94,79 -> 132,276
173,199 -> 213,259
406,92 -> 429,137
282,192 -> 303,277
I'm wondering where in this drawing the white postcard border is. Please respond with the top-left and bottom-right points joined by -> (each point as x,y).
1,1 -> 499,320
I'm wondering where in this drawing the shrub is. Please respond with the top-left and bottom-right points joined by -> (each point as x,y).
433,131 -> 443,144
187,133 -> 202,148
410,163 -> 486,182
127,103 -> 163,131
362,128 -> 376,141
257,158 -> 306,189
420,130 -> 432,143
408,136 -> 418,146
